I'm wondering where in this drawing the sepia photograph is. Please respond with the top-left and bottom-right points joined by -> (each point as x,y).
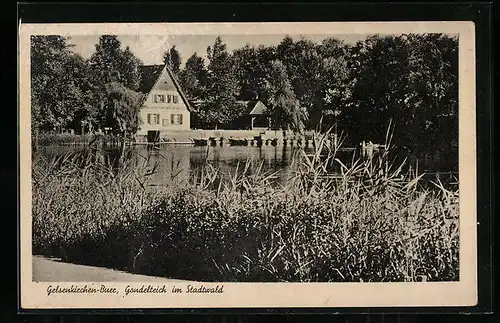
19,22 -> 477,309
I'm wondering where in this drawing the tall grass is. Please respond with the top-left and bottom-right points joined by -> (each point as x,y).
32,129 -> 459,282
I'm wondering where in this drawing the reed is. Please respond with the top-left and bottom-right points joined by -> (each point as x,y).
32,129 -> 459,282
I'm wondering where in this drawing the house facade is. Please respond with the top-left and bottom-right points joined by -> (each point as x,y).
137,65 -> 191,141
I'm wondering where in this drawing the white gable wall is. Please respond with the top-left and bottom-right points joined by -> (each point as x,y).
137,69 -> 191,136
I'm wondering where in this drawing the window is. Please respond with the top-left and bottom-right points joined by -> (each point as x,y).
155,94 -> 165,103
167,95 -> 172,103
147,113 -> 160,125
170,114 -> 183,125
173,95 -> 179,104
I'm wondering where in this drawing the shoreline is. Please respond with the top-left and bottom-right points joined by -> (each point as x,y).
33,256 -> 192,282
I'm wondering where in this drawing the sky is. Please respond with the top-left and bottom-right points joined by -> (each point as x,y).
67,34 -> 371,67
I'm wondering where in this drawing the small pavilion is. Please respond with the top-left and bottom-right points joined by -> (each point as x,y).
247,100 -> 271,130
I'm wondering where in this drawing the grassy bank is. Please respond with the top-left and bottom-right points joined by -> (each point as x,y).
33,133 -> 125,146
32,132 -> 459,282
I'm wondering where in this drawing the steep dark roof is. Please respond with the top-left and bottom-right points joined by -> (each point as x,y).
139,64 -> 192,112
165,66 -> 193,112
138,65 -> 164,94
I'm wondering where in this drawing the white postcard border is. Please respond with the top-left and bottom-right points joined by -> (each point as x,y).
19,21 -> 477,309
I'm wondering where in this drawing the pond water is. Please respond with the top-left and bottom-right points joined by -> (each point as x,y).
33,144 -> 458,187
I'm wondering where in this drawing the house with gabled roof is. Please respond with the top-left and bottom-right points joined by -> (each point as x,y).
136,64 -> 192,141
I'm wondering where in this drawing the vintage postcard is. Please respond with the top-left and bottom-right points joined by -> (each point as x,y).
19,21 -> 477,309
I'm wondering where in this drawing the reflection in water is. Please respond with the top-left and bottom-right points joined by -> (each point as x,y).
34,144 -> 458,186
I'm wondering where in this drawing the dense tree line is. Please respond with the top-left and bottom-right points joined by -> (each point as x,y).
177,34 -> 458,152
31,35 -> 144,138
31,33 -> 458,152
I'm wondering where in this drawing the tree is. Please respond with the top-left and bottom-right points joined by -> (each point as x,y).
88,35 -> 145,135
90,35 -> 123,84
348,35 -> 411,144
119,46 -> 142,91
320,52 -> 353,132
319,37 -> 345,57
178,52 -> 208,102
232,44 -> 277,101
31,35 -> 67,132
90,35 -> 142,90
63,53 -> 101,134
263,60 -> 307,132
405,34 -> 458,152
276,36 -> 325,128
99,82 -> 145,137
276,36 -> 296,71
31,36 -> 94,133
199,36 -> 242,128
232,44 -> 276,101
163,45 -> 181,75
337,33 -> 458,153
254,45 -> 278,102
